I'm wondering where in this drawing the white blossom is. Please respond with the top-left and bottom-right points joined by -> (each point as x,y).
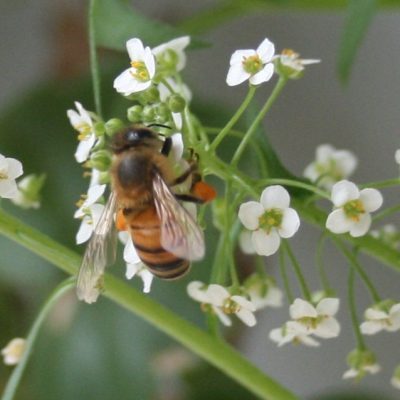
11,173 -> 45,209
304,144 -> 357,190
75,203 -> 104,244
187,281 -> 256,327
238,185 -> 300,256
269,321 -> 320,347
1,338 -> 26,366
152,36 -> 190,72
360,302 -> 400,335
275,49 -> 320,79
238,230 -> 256,255
0,153 -> 23,199
226,38 -> 275,86
342,363 -> 381,380
67,101 -> 97,163
289,297 -> 340,338
326,180 -> 383,237
244,275 -> 283,310
114,38 -> 156,96
342,348 -> 380,381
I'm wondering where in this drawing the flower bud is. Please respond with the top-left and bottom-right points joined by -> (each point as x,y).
1,338 -> 26,365
142,86 -> 160,103
168,94 -> 186,113
11,173 -> 46,209
89,150 -> 112,171
93,121 -> 105,137
127,105 -> 143,123
142,105 -> 156,122
105,118 -> 125,137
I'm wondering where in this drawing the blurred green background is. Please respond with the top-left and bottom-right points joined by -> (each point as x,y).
1,1 -> 400,399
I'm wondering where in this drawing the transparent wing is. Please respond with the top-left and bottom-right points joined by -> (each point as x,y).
152,173 -> 205,261
76,192 -> 118,303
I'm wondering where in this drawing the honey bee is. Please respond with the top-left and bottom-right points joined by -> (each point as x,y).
77,125 -> 215,303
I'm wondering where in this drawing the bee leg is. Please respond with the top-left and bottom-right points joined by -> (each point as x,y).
171,162 -> 199,186
161,137 -> 173,156
174,193 -> 205,204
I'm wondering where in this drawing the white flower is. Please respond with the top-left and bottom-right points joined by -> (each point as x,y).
342,349 -> 380,380
0,153 -> 23,199
74,184 -> 106,218
226,38 -> 275,86
238,230 -> 256,254
75,204 -> 104,244
187,281 -> 257,327
276,49 -> 320,79
238,185 -> 300,256
244,275 -> 283,310
113,38 -> 156,96
342,363 -> 381,380
304,144 -> 357,190
11,173 -> 45,209
326,180 -> 383,237
1,338 -> 26,365
120,232 -> 154,293
67,101 -> 97,163
152,36 -> 190,72
360,302 -> 400,335
391,365 -> 400,390
289,297 -> 340,338
269,321 -> 320,347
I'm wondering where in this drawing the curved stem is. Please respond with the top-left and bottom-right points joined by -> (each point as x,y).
89,0 -> 102,118
0,209 -> 297,400
315,233 -> 333,293
231,77 -> 287,166
210,86 -> 257,151
348,268 -> 366,350
2,278 -> 75,400
360,177 -> 400,190
279,248 -> 294,304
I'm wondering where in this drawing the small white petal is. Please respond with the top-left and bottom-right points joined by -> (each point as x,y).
290,298 -> 317,319
300,335 -> 321,347
365,308 -> 388,320
316,298 -> 340,317
343,368 -> 359,379
239,230 -> 256,254
0,180 -> 18,199
143,46 -> 156,77
231,295 -> 256,312
360,321 -> 383,335
333,150 -> 357,177
212,306 -> 232,326
256,38 -> 275,62
349,213 -> 371,237
260,185 -> 290,209
140,269 -> 154,293
326,209 -> 353,234
331,180 -> 359,207
5,158 -> 23,180
76,217 -> 93,244
126,38 -> 145,61
229,49 -> 255,65
75,133 -> 96,163
359,189 -> 383,212
226,64 -> 251,86
278,208 -> 300,238
313,317 -> 340,338
238,201 -> 264,230
206,284 -> 230,306
123,237 -> 141,264
316,144 -> 335,162
126,262 -> 140,280
170,133 -> 184,162
236,308 -> 257,327
252,229 -> 281,256
187,281 -> 209,303
249,63 -> 274,85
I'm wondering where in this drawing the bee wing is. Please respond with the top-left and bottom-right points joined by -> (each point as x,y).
76,191 -> 118,303
152,173 -> 205,261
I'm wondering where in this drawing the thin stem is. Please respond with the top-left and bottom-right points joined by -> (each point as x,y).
2,278 -> 75,400
279,248 -> 294,304
360,177 -> 400,190
231,77 -> 288,166
88,0 -> 102,118
315,233 -> 332,293
0,209 -> 298,400
257,178 -> 330,200
333,237 -> 381,303
282,240 -> 312,301
210,86 -> 257,151
348,268 -> 366,350
255,256 -> 267,278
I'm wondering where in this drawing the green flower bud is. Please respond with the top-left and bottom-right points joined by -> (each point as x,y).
11,173 -> 46,209
99,171 -> 111,184
142,86 -> 160,103
93,121 -> 105,137
89,150 -> 112,171
154,103 -> 169,123
168,94 -> 186,113
105,118 -> 125,137
142,105 -> 156,122
127,105 -> 143,123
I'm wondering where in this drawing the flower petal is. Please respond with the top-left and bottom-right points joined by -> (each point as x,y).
249,63 -> 274,85
213,306 -> 232,326
238,201 -> 264,230
251,229 -> 281,256
326,209 -> 353,234
126,38 -> 145,61
75,133 -> 96,163
206,284 -> 230,306
6,158 -> 23,180
236,308 -> 257,327
0,180 -> 18,199
359,188 -> 383,212
187,281 -> 209,303
123,236 -> 141,264
349,213 -> 371,237
256,38 -> 275,62
331,180 -> 359,207
290,298 -> 317,319
360,321 -> 383,335
231,295 -> 256,312
313,317 -> 340,338
260,185 -> 290,209
316,298 -> 340,316
226,64 -> 250,86
278,208 -> 300,238
229,49 -> 255,66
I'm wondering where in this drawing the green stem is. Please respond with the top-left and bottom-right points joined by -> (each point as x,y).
348,268 -> 366,350
315,233 -> 332,293
258,178 -> 330,200
279,248 -> 294,304
282,240 -> 312,301
210,86 -> 257,151
88,0 -> 102,118
360,177 -> 400,190
332,237 -> 381,303
2,278 -> 75,400
231,77 -> 288,166
0,209 -> 297,400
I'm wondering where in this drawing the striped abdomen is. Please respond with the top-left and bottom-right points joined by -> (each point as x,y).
127,207 -> 190,279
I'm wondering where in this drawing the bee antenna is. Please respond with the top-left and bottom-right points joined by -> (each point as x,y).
147,123 -> 172,130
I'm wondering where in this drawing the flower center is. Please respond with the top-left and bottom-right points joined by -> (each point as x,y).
258,209 -> 283,233
76,123 -> 92,140
222,299 -> 240,314
242,55 -> 263,75
130,61 -> 150,82
0,171 -> 8,180
343,199 -> 365,221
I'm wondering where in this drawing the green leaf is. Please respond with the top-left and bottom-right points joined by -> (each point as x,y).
93,0 -> 207,51
337,0 -> 377,83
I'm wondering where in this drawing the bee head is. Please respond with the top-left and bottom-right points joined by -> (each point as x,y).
111,125 -> 161,153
